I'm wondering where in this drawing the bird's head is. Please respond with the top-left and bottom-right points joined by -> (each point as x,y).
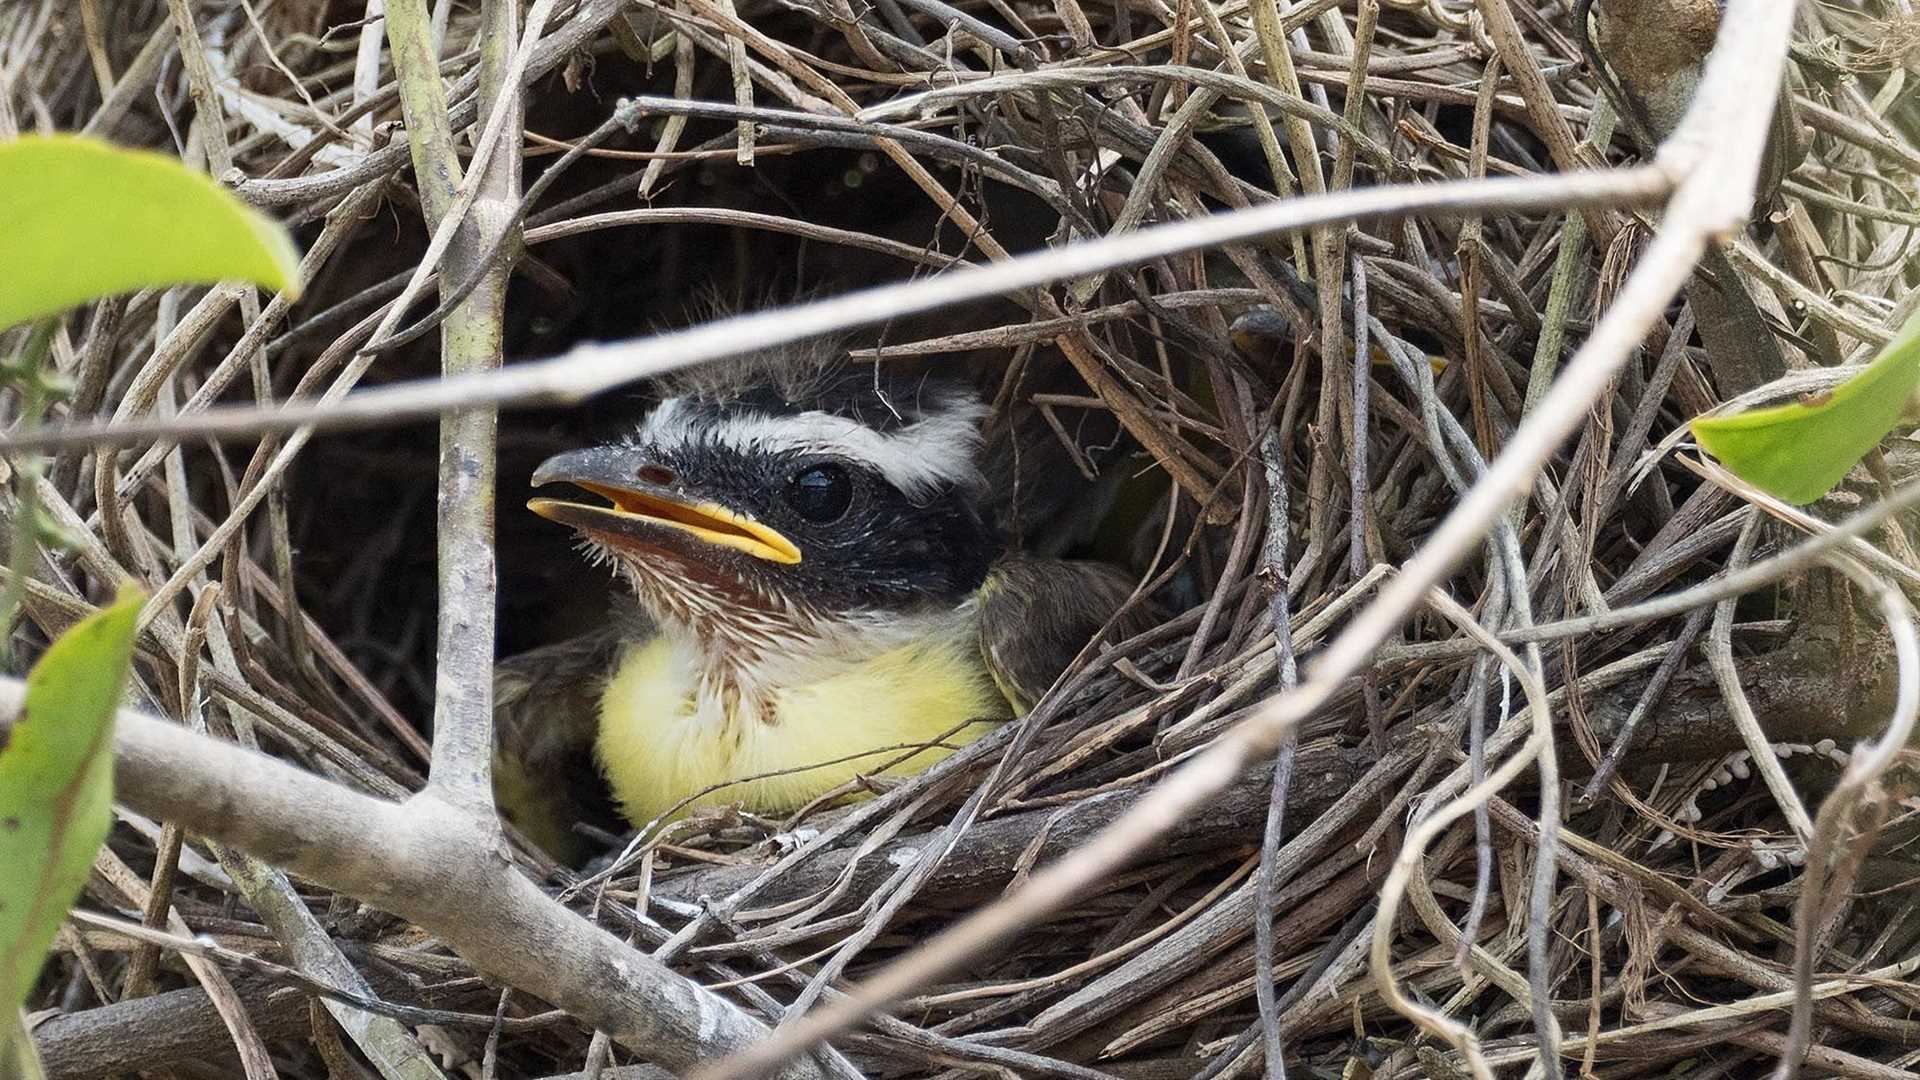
529,359 -> 1003,640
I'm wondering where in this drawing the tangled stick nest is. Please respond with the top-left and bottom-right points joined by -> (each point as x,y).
9,0 -> 1920,1077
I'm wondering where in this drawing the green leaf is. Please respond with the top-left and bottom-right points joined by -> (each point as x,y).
1692,308 -> 1920,504
0,135 -> 300,330
0,589 -> 143,1016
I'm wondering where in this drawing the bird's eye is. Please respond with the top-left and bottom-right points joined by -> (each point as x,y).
786,463 -> 854,523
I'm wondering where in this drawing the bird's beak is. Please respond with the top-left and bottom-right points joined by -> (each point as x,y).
527,446 -> 802,565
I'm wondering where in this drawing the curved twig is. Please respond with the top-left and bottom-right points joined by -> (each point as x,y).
0,167 -> 1668,455
1770,554 -> 1920,1080
1367,587 -> 1558,1079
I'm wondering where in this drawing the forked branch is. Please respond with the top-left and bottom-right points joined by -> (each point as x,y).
0,681 -> 828,1079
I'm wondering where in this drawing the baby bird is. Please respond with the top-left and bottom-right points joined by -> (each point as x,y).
493,347 -> 1151,858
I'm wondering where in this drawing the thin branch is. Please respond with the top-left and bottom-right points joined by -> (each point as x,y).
1487,474 -> 1920,648
0,167 -> 1670,455
1252,423 -> 1299,1080
1706,511 -> 1815,839
0,683 -> 832,1078
385,0 -> 529,810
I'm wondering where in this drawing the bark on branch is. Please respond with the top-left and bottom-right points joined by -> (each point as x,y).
0,679 -> 824,1079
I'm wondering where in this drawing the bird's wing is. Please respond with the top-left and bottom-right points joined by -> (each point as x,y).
976,554 -> 1158,714
493,617 -> 642,862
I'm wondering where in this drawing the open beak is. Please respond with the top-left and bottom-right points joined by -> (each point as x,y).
528,446 -> 802,565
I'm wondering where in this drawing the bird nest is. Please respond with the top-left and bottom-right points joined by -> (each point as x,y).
12,0 -> 1920,1078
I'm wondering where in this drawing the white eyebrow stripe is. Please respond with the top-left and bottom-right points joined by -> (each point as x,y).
640,398 -> 987,498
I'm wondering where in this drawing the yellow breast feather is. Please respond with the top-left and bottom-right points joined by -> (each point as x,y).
596,629 -> 1010,830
